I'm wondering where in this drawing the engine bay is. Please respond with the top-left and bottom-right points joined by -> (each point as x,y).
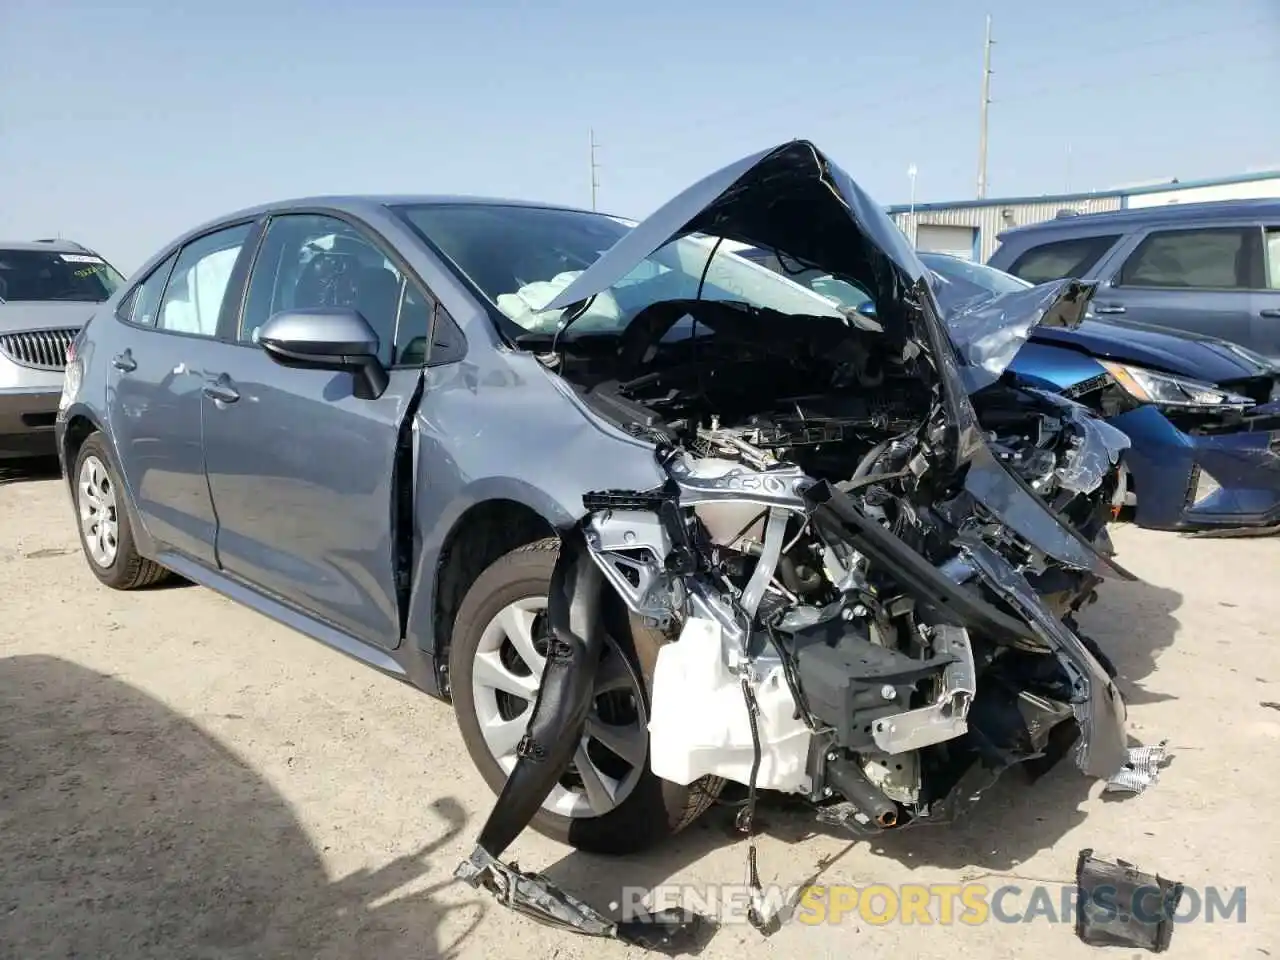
455,140 -> 1144,949
533,295 -> 1128,825
549,298 -> 1119,549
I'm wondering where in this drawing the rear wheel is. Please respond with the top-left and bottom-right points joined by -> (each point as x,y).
449,538 -> 722,855
72,433 -> 170,590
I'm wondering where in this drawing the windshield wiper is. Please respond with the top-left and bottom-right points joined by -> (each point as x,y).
511,329 -> 619,356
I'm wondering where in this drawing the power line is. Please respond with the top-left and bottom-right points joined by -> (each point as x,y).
994,50 -> 1276,108
610,15 -> 1274,154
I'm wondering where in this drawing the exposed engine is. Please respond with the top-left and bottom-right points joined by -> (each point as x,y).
454,138 -> 1143,950
552,296 -> 1126,824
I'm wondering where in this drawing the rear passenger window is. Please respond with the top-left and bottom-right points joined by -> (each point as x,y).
156,223 -> 253,336
1007,235 -> 1122,284
117,251 -> 178,327
1265,229 -> 1280,290
1117,227 -> 1254,290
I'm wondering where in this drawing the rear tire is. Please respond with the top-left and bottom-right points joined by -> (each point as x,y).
72,432 -> 170,590
449,538 -> 722,856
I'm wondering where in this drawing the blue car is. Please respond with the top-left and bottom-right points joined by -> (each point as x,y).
737,247 -> 1280,533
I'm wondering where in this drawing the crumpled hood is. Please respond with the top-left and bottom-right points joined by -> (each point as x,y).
543,140 -> 927,339
543,139 -> 1133,581
0,301 -> 99,335
946,280 -> 1096,393
1031,317 -> 1274,385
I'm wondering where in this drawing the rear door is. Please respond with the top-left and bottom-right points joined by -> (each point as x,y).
1258,226 -> 1280,359
199,211 -> 432,650
1090,224 -> 1262,350
105,222 -> 259,565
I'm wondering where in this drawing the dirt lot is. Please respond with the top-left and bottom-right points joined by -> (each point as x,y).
2,458 -> 1277,959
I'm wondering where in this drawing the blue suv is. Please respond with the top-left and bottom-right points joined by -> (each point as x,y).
987,200 -> 1280,361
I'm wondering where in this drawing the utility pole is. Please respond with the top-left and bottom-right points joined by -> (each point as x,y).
976,14 -> 993,199
907,164 -> 918,247
589,127 -> 600,211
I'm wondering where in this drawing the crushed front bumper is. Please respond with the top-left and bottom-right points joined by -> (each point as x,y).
1110,403 -> 1280,532
454,475 -> 1134,950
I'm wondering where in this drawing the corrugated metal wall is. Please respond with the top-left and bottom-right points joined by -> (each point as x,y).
891,195 -> 1124,263
1125,176 -> 1280,208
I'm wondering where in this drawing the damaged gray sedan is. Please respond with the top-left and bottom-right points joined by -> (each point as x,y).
446,142 -> 1139,944
58,139 -> 1140,950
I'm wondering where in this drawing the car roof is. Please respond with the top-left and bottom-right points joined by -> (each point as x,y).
212,193 -> 610,226
0,239 -> 95,253
997,197 -> 1280,240
157,194 -> 621,263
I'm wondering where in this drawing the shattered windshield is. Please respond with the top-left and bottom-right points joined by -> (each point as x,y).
395,203 -> 845,338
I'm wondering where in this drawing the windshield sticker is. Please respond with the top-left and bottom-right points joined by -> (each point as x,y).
59,254 -> 104,264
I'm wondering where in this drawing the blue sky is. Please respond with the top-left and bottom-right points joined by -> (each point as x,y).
2,0 -> 1277,272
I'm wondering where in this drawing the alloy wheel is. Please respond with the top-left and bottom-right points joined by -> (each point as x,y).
77,455 -> 119,568
470,596 -> 649,818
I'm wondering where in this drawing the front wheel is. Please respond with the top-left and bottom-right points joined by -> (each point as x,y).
448,538 -> 722,856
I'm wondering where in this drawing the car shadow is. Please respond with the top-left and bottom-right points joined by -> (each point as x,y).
0,654 -> 484,959
535,573 -> 1183,931
1074,571 -> 1183,707
0,455 -> 62,485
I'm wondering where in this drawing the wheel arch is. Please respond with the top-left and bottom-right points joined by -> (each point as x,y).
59,408 -> 101,487
427,496 -> 559,696
60,411 -> 157,559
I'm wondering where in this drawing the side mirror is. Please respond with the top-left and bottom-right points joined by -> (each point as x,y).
257,307 -> 389,399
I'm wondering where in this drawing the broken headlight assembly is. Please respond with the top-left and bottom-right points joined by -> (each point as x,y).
1099,360 -> 1255,410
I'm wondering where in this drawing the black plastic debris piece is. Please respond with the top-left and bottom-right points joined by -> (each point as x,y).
454,848 -> 718,956
1075,849 -> 1184,952
616,910 -> 720,954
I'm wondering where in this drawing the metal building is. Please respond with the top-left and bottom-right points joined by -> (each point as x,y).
886,169 -> 1280,264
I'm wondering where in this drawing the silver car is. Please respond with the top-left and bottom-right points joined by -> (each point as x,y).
0,240 -> 124,460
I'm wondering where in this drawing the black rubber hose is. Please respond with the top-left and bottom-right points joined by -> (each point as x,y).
476,524 -> 606,857
850,439 -> 891,483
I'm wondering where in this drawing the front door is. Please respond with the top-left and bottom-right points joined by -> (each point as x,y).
1093,225 -> 1262,350
105,222 -> 256,565
1256,225 -> 1280,360
200,212 -> 429,650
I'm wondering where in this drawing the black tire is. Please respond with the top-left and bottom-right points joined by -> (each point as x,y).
449,538 -> 722,856
71,432 -> 171,590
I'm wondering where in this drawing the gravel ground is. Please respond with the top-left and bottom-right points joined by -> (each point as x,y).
2,457 -> 1277,959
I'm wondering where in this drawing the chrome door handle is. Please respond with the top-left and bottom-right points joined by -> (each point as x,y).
1093,304 -> 1126,315
202,376 -> 240,404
